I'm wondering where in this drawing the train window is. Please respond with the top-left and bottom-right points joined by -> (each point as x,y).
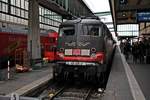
90,27 -> 99,36
59,26 -> 75,37
81,24 -> 102,36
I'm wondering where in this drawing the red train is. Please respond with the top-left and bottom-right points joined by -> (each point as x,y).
43,31 -> 58,61
0,30 -> 58,69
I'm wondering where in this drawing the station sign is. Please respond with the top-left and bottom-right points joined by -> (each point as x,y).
137,12 -> 150,22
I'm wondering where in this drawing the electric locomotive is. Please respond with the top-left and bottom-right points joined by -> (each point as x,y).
53,17 -> 115,84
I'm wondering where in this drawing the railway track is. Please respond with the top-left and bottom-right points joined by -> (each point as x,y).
38,81 -> 104,100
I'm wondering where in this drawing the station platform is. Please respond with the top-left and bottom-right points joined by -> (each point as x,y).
0,64 -> 53,96
128,62 -> 150,100
102,45 -> 147,100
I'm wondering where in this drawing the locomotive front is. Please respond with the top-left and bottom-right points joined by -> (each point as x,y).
53,18 -> 108,83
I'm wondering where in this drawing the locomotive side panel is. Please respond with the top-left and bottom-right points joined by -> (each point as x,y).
103,25 -> 114,65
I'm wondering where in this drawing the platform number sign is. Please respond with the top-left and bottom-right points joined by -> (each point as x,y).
119,0 -> 127,5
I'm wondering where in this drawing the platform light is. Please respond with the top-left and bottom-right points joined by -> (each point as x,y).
122,14 -> 126,17
119,0 -> 128,5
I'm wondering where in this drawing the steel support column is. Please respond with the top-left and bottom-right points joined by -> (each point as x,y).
28,0 -> 41,60
65,0 -> 69,11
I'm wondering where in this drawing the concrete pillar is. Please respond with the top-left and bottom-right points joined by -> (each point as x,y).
28,0 -> 41,59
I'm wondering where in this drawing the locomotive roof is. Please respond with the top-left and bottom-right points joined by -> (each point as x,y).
60,19 -> 81,26
60,18 -> 103,26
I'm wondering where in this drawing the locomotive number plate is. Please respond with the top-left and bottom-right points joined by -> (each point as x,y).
66,62 -> 82,65
65,61 -> 97,66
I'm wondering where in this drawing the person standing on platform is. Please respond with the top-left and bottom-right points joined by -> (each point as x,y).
132,42 -> 139,63
146,38 -> 150,64
124,40 -> 131,60
139,41 -> 145,63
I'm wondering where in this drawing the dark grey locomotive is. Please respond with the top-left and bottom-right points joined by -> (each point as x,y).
53,17 -> 115,85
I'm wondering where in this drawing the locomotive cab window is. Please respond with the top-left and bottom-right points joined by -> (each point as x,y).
81,24 -> 102,36
59,26 -> 75,37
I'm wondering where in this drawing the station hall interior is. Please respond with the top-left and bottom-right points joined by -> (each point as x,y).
0,0 -> 150,100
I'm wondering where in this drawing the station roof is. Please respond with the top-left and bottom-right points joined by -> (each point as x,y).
38,0 -> 94,19
109,0 -> 150,30
38,0 -> 70,17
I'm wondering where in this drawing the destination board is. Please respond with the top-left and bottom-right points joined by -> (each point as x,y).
137,12 -> 150,22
